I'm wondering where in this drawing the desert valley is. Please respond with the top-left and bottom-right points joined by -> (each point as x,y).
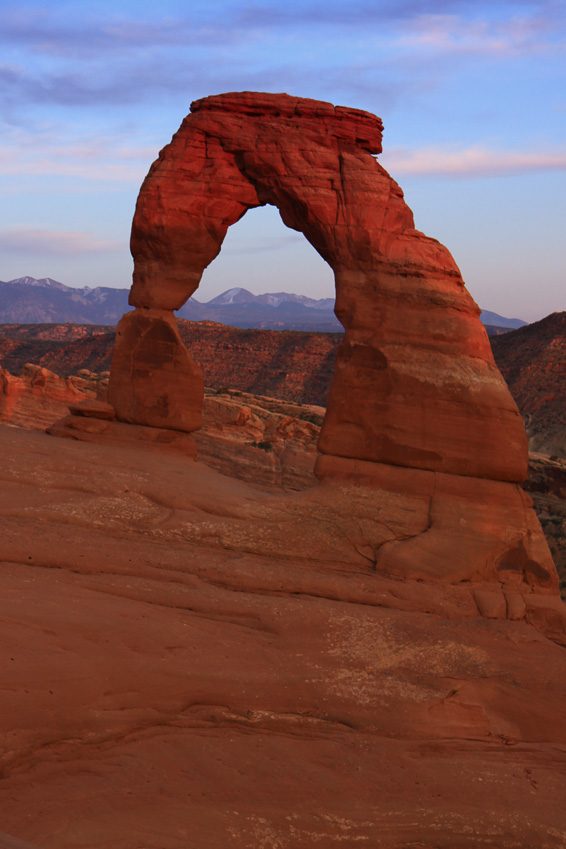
0,90 -> 565,849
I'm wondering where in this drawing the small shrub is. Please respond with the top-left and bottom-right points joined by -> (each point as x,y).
256,440 -> 273,452
300,411 -> 324,426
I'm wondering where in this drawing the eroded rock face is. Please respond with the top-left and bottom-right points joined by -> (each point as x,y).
0,364 -> 101,429
109,309 -> 203,432
111,90 -> 526,481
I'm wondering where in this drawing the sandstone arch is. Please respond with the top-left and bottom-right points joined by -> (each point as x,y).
108,91 -> 526,483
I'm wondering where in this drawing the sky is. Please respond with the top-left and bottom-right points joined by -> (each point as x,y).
0,0 -> 564,321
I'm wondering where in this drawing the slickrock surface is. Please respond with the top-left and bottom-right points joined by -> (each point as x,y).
0,427 -> 566,849
113,91 -> 526,482
1,423 -> 566,849
4,361 -> 563,592
50,387 -> 323,492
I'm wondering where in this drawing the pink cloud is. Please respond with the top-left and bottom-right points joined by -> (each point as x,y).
0,229 -> 120,255
397,10 -> 565,57
0,130 -> 155,183
381,145 -> 566,177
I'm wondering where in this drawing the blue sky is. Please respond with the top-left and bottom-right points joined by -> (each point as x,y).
0,0 -> 564,320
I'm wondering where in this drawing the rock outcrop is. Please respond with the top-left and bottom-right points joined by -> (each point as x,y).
0,364 -> 103,429
0,320 -> 342,405
2,359 -> 563,596
109,91 -> 525,482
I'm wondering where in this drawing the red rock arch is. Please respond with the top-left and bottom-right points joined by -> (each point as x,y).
108,91 -> 527,483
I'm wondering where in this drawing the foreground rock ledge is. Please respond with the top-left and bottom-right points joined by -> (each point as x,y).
1,425 -> 566,849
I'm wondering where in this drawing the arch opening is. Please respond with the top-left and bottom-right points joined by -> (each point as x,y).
170,204 -> 342,490
190,204 -> 336,312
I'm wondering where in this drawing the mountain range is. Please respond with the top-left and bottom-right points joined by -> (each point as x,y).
0,276 -> 527,334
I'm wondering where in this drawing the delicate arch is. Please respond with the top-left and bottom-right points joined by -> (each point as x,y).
108,91 -> 527,483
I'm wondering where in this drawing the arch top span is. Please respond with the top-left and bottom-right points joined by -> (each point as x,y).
113,91 -> 528,483
129,90 -> 397,314
190,91 -> 384,153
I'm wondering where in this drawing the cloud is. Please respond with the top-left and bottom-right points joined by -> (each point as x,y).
234,0 -> 537,28
2,1 -> 559,62
381,145 -> 566,177
0,8 -> 238,57
1,2 -> 561,113
396,8 -> 565,57
0,126 -> 156,183
0,61 -> 206,108
0,229 -> 120,255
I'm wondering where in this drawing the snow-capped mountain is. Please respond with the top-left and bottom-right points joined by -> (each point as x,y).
8,276 -> 70,291
0,276 -> 527,333
0,277 -> 129,324
205,287 -> 335,311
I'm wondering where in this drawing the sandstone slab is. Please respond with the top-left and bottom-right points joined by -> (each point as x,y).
1,425 -> 565,849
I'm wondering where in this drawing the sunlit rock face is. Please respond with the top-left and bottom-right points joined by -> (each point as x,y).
111,91 -> 526,483
100,92 -> 562,627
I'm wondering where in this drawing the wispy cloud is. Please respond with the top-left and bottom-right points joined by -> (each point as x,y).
0,126 -> 155,182
234,0 -> 539,29
0,8 -> 238,57
0,229 -> 120,255
2,2 -> 557,55
1,2 -> 562,114
0,61 -> 208,108
397,7 -> 565,57
382,144 -> 566,177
